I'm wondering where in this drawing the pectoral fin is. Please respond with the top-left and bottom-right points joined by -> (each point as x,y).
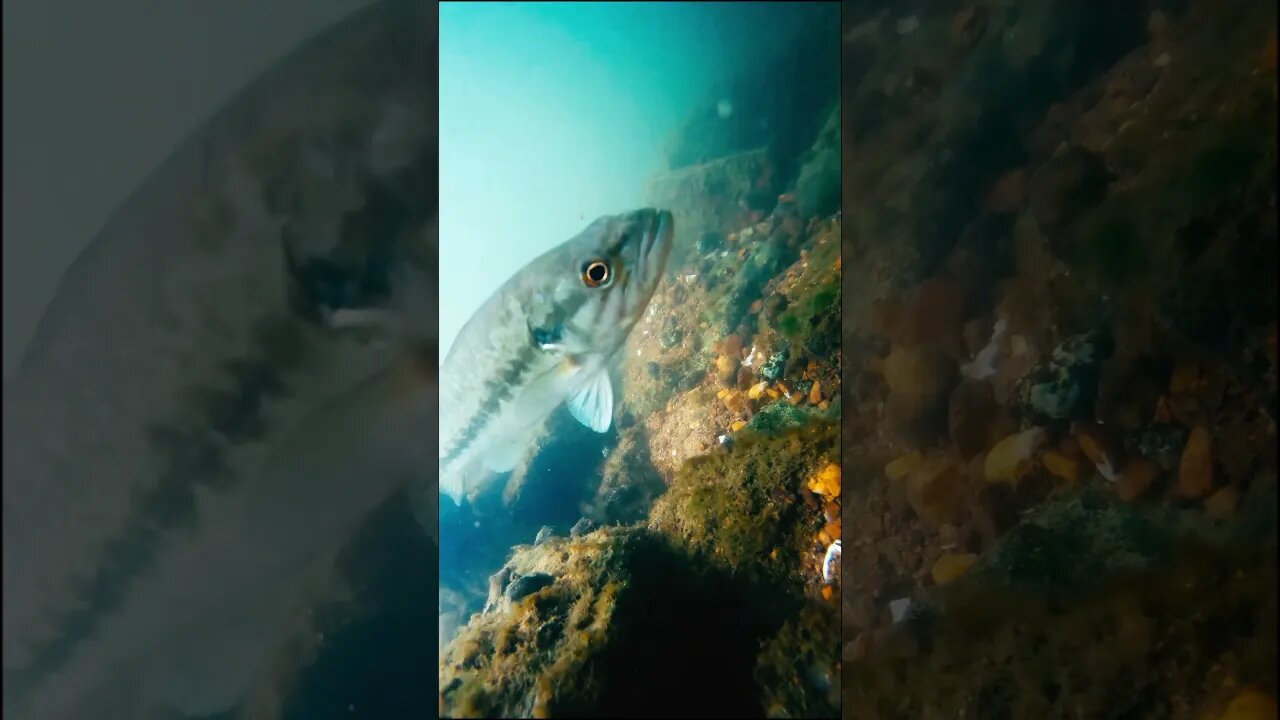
566,369 -> 613,433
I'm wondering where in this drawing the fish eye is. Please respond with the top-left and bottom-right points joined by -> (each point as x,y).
581,259 -> 611,288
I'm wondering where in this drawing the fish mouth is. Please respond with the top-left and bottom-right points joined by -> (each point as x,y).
637,208 -> 674,286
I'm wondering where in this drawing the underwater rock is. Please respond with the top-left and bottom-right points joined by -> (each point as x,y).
793,104 -> 842,220
534,526 -> 555,546
893,277 -> 969,359
985,168 -> 1030,214
1204,486 -> 1239,521
650,420 -> 837,583
504,572 -> 556,603
593,425 -> 665,525
948,379 -> 1005,458
748,400 -> 824,435
1041,449 -> 1081,483
483,567 -> 514,615
658,321 -> 683,351
884,452 -> 923,482
1212,687 -> 1279,720
903,454 -> 966,529
984,428 -> 1048,484
696,230 -> 726,255
646,149 -> 774,270
930,553 -> 978,586
761,347 -> 789,382
1075,422 -> 1121,482
755,599 -> 840,719
1014,327 -> 1114,424
440,526 -> 823,719
1127,422 -> 1188,472
888,597 -> 914,624
1028,145 -> 1113,233
880,344 -> 958,441
1115,456 -> 1160,502
1176,425 -> 1215,499
808,463 -> 842,500
644,361 -> 661,380
569,518 -> 595,538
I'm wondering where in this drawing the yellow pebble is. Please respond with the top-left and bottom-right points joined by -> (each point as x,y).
730,420 -> 747,432
747,381 -> 770,399
1042,450 -> 1079,483
984,428 -> 1047,483
807,463 -> 842,498
931,553 -> 978,585
715,354 -> 737,376
1214,687 -> 1278,720
885,452 -> 923,482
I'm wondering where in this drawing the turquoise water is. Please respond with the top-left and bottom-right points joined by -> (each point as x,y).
438,1 -> 832,360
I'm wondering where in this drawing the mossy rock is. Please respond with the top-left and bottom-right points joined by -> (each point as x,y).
649,420 -> 838,584
756,598 -> 841,718
440,527 -> 804,718
960,488 -> 1177,596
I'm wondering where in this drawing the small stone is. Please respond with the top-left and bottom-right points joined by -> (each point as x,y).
1116,457 -> 1159,501
747,381 -> 770,400
1076,424 -> 1119,480
809,380 -> 823,405
931,553 -> 978,585
722,390 -> 746,414
1213,687 -> 1277,720
808,463 -> 842,499
885,452 -> 923,481
985,168 -> 1029,214
905,455 -> 964,527
761,348 -> 789,382
821,520 -> 841,542
504,572 -> 555,602
984,428 -> 1048,484
1042,450 -> 1080,483
715,354 -> 738,382
1204,486 -> 1239,520
888,597 -> 913,624
730,420 -> 747,432
534,525 -> 555,545
1177,425 -> 1214,498
949,380 -> 1001,458
1170,362 -> 1207,397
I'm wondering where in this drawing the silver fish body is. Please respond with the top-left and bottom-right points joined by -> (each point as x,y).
2,3 -> 437,718
438,208 -> 673,506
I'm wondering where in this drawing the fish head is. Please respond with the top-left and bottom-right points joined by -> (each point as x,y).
533,207 -> 674,357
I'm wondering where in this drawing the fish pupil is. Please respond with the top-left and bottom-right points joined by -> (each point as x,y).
583,260 -> 610,287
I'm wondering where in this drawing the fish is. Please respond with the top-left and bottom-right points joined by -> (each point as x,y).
438,208 -> 674,506
1,3 -> 438,719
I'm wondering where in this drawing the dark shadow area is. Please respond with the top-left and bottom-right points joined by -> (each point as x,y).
284,492 -> 438,720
